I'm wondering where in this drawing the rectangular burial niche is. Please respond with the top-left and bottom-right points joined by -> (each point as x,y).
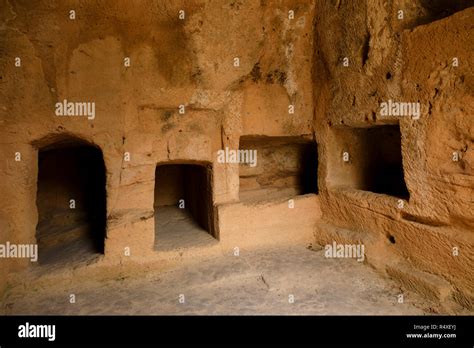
154,163 -> 216,251
35,138 -> 106,266
329,125 -> 409,199
238,136 -> 318,202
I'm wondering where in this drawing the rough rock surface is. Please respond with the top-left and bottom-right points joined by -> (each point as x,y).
0,0 -> 473,313
0,0 -> 316,301
1,246 -> 434,315
313,1 -> 474,311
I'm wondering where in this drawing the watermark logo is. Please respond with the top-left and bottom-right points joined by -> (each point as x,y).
324,241 -> 365,262
0,242 -> 38,262
217,147 -> 257,167
18,322 -> 55,342
379,99 -> 420,120
55,99 -> 95,120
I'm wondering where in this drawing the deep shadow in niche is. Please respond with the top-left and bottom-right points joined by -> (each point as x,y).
363,126 -> 409,199
239,136 -> 318,202
154,163 -> 216,251
330,125 -> 409,199
299,142 -> 319,195
419,0 -> 474,23
36,139 -> 106,265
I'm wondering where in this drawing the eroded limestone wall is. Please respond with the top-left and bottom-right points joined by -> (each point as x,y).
313,0 -> 474,310
1,0 -> 471,312
0,0 -> 316,295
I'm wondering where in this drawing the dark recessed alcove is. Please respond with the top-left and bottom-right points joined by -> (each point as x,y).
239,136 -> 318,202
329,125 -> 409,199
36,139 -> 106,265
154,163 -> 216,251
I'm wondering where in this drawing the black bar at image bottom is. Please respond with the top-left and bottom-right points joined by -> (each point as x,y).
0,316 -> 472,346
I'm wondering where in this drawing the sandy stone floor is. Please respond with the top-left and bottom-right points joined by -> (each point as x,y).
2,245 -> 435,315
154,206 -> 217,251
